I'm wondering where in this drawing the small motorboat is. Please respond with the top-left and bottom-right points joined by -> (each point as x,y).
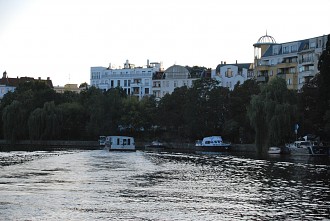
268,146 -> 281,154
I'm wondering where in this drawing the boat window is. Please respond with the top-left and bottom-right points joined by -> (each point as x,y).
128,139 -> 131,145
123,139 -> 127,145
117,138 -> 120,145
205,141 -> 210,144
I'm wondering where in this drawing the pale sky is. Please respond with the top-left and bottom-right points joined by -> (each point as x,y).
0,0 -> 329,86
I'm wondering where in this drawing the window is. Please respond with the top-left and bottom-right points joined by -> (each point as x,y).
283,46 -> 289,54
289,67 -> 296,74
225,68 -> 233,77
124,80 -> 127,87
111,80 -> 114,88
310,42 -> 316,48
117,80 -> 120,87
145,79 -> 149,86
291,45 -> 297,52
287,78 -> 291,85
174,81 -> 177,87
145,88 -> 149,94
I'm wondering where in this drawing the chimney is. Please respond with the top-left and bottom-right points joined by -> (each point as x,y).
47,77 -> 50,80
224,61 -> 226,65
236,60 -> 237,64
147,59 -> 150,67
221,61 -> 223,65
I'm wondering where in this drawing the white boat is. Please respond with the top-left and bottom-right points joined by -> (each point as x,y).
105,136 -> 135,151
145,140 -> 166,151
99,136 -> 106,146
285,140 -> 327,156
268,146 -> 281,154
195,136 -> 231,153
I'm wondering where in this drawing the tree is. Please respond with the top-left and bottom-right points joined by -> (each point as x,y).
317,34 -> 330,140
28,101 -> 62,140
2,101 -> 26,143
247,77 -> 297,155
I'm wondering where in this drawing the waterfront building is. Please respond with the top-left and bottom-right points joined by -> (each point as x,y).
90,60 -> 163,100
253,33 -> 328,90
152,65 -> 198,100
0,71 -> 53,99
212,61 -> 254,90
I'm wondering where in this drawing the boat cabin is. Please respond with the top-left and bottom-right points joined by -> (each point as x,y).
105,136 -> 135,151
196,136 -> 229,147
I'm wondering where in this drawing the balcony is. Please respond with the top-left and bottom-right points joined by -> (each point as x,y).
299,57 -> 314,64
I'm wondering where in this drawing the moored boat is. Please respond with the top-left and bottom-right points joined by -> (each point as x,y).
268,146 -> 281,154
144,140 -> 166,152
195,136 -> 231,153
105,136 -> 136,151
285,140 -> 328,156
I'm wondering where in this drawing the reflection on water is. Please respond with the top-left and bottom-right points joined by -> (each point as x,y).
0,150 -> 329,220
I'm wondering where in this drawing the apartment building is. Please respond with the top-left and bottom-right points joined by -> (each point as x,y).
253,33 -> 328,90
90,60 -> 163,100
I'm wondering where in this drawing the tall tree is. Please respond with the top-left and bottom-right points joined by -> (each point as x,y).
2,101 -> 26,143
247,77 -> 297,154
317,34 -> 330,140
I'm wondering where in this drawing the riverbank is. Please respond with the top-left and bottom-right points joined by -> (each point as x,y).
136,141 -> 257,153
0,139 -> 257,153
0,140 -> 100,151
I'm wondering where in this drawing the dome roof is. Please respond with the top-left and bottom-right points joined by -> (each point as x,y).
254,32 -> 276,46
163,65 -> 190,79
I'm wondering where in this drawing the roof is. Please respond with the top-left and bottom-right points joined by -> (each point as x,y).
215,63 -> 253,73
0,72 -> 53,88
163,65 -> 190,79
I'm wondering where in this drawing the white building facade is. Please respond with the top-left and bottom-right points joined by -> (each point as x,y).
152,65 -> 197,99
212,62 -> 254,90
91,60 -> 163,99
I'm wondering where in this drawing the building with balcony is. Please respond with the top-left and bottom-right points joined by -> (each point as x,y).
213,61 -> 254,90
90,60 -> 163,100
253,33 -> 328,90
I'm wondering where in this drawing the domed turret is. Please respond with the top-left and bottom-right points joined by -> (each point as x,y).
253,31 -> 276,47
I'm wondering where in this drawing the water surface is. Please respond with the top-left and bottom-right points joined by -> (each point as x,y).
0,150 -> 329,220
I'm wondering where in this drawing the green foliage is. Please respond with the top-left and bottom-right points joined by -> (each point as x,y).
2,100 -> 26,142
247,77 -> 297,154
28,101 -> 62,140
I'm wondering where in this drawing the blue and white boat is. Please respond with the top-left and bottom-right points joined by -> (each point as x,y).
195,136 -> 231,153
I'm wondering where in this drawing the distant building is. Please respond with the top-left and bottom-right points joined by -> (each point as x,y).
91,60 -> 163,100
54,84 -> 83,94
153,65 -> 198,99
253,33 -> 328,90
0,71 -> 53,99
213,61 -> 254,90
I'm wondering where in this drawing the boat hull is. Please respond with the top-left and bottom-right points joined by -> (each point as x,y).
144,145 -> 166,152
195,145 -> 231,153
289,146 -> 328,156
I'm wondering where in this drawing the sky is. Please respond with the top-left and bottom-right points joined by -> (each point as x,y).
0,0 -> 329,86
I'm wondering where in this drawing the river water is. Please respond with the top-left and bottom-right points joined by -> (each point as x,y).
0,149 -> 329,221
